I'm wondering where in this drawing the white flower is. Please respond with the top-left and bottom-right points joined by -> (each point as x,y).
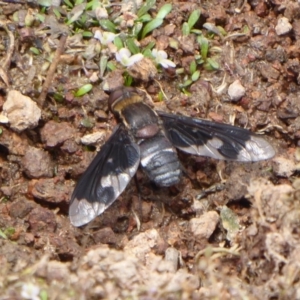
94,30 -> 116,45
115,48 -> 144,67
21,283 -> 40,300
152,49 -> 176,68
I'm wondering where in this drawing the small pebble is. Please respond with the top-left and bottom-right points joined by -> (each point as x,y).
275,17 -> 292,35
189,211 -> 219,239
272,156 -> 295,177
228,80 -> 246,102
2,90 -> 41,132
81,131 -> 106,145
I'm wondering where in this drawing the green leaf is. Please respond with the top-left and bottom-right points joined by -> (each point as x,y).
206,58 -> 219,70
180,79 -> 193,88
220,206 -> 240,241
191,70 -> 200,81
181,88 -> 191,96
143,41 -> 156,52
182,22 -> 190,36
169,38 -> 179,49
189,60 -> 196,74
86,0 -> 101,10
187,9 -> 201,30
63,0 -> 73,8
126,38 -> 140,54
141,18 -> 163,39
5,227 -> 15,238
53,93 -> 64,102
53,8 -> 61,19
37,0 -> 52,7
217,26 -> 227,36
143,48 -> 152,57
66,3 -> 85,24
138,14 -> 152,23
175,68 -> 184,75
197,35 -> 209,60
99,55 -> 108,78
82,31 -> 93,38
133,22 -> 143,37
242,25 -> 250,34
75,84 -> 93,97
107,61 -> 116,71
39,290 -> 48,300
30,47 -> 40,55
99,19 -> 116,33
137,0 -> 156,18
124,74 -> 133,86
114,36 -> 123,50
190,29 -> 202,35
0,229 -> 7,239
158,91 -> 164,101
156,3 -> 172,19
36,13 -> 45,22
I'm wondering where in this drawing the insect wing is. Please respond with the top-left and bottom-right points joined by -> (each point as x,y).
69,125 -> 140,227
158,111 -> 275,162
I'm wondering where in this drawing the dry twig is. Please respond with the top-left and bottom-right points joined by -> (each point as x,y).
38,33 -> 68,107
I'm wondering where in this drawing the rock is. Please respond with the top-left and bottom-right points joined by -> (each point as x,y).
272,156 -> 295,177
30,178 -> 72,205
48,236 -> 82,260
94,109 -> 108,121
275,17 -> 292,36
102,70 -> 124,91
163,247 -> 179,273
60,139 -> 79,154
40,120 -> 76,148
228,80 -> 246,102
28,207 -> 57,234
93,227 -> 118,245
80,131 -> 106,145
1,90 -> 41,132
128,57 -> 157,81
124,229 -> 161,262
21,146 -> 53,178
9,199 -> 34,218
189,211 -> 219,239
0,130 -> 28,155
248,178 -> 294,221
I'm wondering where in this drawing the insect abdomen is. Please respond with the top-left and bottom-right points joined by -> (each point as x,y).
139,134 -> 181,187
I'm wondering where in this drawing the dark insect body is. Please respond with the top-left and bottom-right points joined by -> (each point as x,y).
69,87 -> 275,227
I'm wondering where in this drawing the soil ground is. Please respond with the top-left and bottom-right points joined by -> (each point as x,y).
0,0 -> 299,299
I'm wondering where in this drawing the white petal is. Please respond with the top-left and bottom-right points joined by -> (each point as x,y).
116,48 -> 131,66
94,30 -> 102,41
160,59 -> 176,68
127,53 -> 144,66
103,32 -> 116,44
119,48 -> 131,58
152,48 -> 158,57
157,50 -> 168,59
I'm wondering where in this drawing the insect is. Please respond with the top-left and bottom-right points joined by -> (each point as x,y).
69,86 -> 275,227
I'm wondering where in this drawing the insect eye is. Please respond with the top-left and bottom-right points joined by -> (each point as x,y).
108,89 -> 123,110
108,87 -> 136,111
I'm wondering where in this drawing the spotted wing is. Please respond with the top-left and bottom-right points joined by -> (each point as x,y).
69,125 -> 140,227
158,111 -> 275,161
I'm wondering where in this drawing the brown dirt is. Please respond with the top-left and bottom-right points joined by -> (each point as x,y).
0,1 -> 299,299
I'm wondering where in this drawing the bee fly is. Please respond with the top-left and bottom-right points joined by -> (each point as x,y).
69,86 -> 275,227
